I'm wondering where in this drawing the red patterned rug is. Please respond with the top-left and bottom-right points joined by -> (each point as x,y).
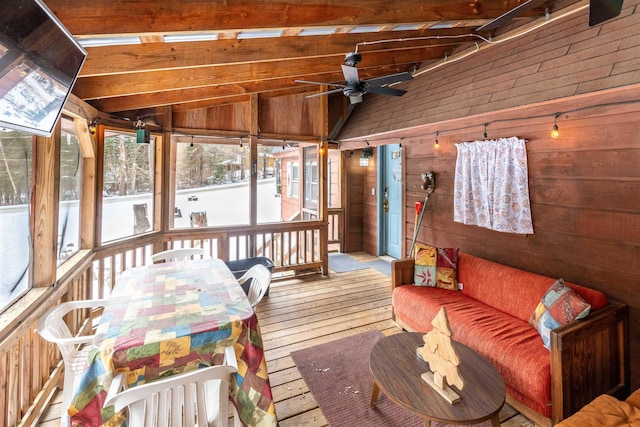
291,330 -> 495,427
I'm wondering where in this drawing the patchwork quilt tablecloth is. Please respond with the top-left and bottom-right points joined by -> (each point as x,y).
69,258 -> 277,427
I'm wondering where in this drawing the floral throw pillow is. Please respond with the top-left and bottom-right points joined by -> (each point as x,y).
529,278 -> 591,349
413,244 -> 459,291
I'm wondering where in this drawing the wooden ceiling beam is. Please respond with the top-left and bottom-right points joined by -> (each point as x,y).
47,0 -> 537,36
74,47 -> 445,99
91,65 -> 414,113
79,28 -> 475,76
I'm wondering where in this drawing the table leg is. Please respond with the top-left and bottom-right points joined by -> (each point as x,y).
370,381 -> 380,407
491,414 -> 500,427
423,420 -> 432,427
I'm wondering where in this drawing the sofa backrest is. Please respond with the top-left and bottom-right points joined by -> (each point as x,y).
457,252 -> 609,323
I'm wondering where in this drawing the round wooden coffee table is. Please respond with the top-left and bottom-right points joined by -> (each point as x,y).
369,332 -> 505,427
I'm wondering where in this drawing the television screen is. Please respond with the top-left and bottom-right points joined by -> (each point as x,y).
0,0 -> 86,136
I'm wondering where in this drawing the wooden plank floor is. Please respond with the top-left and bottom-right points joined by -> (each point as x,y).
39,252 -> 535,426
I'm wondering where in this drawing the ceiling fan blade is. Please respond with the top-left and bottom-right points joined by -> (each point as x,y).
367,86 -> 407,97
305,88 -> 345,98
341,64 -> 360,83
295,79 -> 345,88
366,72 -> 413,87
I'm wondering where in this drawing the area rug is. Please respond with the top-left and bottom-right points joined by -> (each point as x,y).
364,259 -> 391,276
328,253 -> 368,273
291,330 -> 494,427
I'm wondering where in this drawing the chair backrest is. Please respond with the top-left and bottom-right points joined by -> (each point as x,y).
151,248 -> 209,263
36,299 -> 105,360
241,264 -> 272,308
105,365 -> 237,427
36,299 -> 107,426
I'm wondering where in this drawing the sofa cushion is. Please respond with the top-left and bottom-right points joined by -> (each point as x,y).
414,244 -> 459,291
555,394 -> 640,426
392,284 -> 552,417
529,279 -> 591,349
457,252 -> 608,323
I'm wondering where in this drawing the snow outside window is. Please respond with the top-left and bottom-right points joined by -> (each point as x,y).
57,117 -> 82,265
0,129 -> 33,312
101,130 -> 155,242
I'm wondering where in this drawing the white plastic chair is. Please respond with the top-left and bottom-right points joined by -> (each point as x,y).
36,299 -> 108,426
237,264 -> 272,308
151,248 -> 210,263
104,362 -> 240,427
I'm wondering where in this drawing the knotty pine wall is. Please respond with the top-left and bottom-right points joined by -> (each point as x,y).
340,0 -> 640,390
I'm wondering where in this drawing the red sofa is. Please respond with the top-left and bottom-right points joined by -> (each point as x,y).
391,251 -> 629,426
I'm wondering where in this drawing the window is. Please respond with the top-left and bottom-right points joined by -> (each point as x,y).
172,138 -> 250,228
57,117 -> 82,264
101,130 -> 155,242
303,146 -> 318,211
287,162 -> 299,198
256,144 -> 281,223
0,129 -> 33,312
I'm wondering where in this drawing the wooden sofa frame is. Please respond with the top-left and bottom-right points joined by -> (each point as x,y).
391,258 -> 630,426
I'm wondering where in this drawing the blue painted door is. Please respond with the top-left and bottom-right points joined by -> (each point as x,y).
383,144 -> 402,258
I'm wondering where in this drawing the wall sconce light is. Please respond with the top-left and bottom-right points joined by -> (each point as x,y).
551,112 -> 560,139
360,147 -> 373,166
89,117 -> 100,135
483,123 -> 488,139
434,131 -> 440,149
134,118 -> 150,144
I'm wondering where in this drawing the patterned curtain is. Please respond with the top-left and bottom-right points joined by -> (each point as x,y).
454,137 -> 533,234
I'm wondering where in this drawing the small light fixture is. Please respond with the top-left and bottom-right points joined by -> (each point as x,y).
551,113 -> 560,139
360,147 -> 373,166
434,131 -> 440,149
239,137 -> 243,148
88,117 -> 100,135
190,136 -> 194,147
483,123 -> 488,139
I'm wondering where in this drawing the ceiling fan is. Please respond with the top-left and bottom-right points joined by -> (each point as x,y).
295,52 -> 413,104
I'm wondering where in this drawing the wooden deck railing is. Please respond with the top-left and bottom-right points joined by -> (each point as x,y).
328,208 -> 343,249
0,220 -> 332,426
0,252 -> 96,427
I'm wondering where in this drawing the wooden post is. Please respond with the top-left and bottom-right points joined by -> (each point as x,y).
33,122 -> 60,288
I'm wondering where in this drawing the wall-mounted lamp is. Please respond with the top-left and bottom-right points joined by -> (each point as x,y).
134,118 -> 149,144
434,131 -> 440,149
551,112 -> 560,139
360,147 -> 373,166
89,118 -> 100,135
483,123 -> 488,139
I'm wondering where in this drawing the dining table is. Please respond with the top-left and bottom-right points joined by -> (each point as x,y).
68,257 -> 278,427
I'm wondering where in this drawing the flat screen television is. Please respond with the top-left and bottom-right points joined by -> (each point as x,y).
0,0 -> 86,136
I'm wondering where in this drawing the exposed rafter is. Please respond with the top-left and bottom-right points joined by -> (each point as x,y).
42,0 -> 562,120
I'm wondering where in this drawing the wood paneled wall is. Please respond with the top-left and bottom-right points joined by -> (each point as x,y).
339,0 -> 640,390
342,151 -> 365,252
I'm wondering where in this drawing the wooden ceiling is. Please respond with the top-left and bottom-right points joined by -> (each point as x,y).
46,0 -> 558,122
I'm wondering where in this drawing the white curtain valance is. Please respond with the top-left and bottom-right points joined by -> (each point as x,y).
453,136 -> 533,234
